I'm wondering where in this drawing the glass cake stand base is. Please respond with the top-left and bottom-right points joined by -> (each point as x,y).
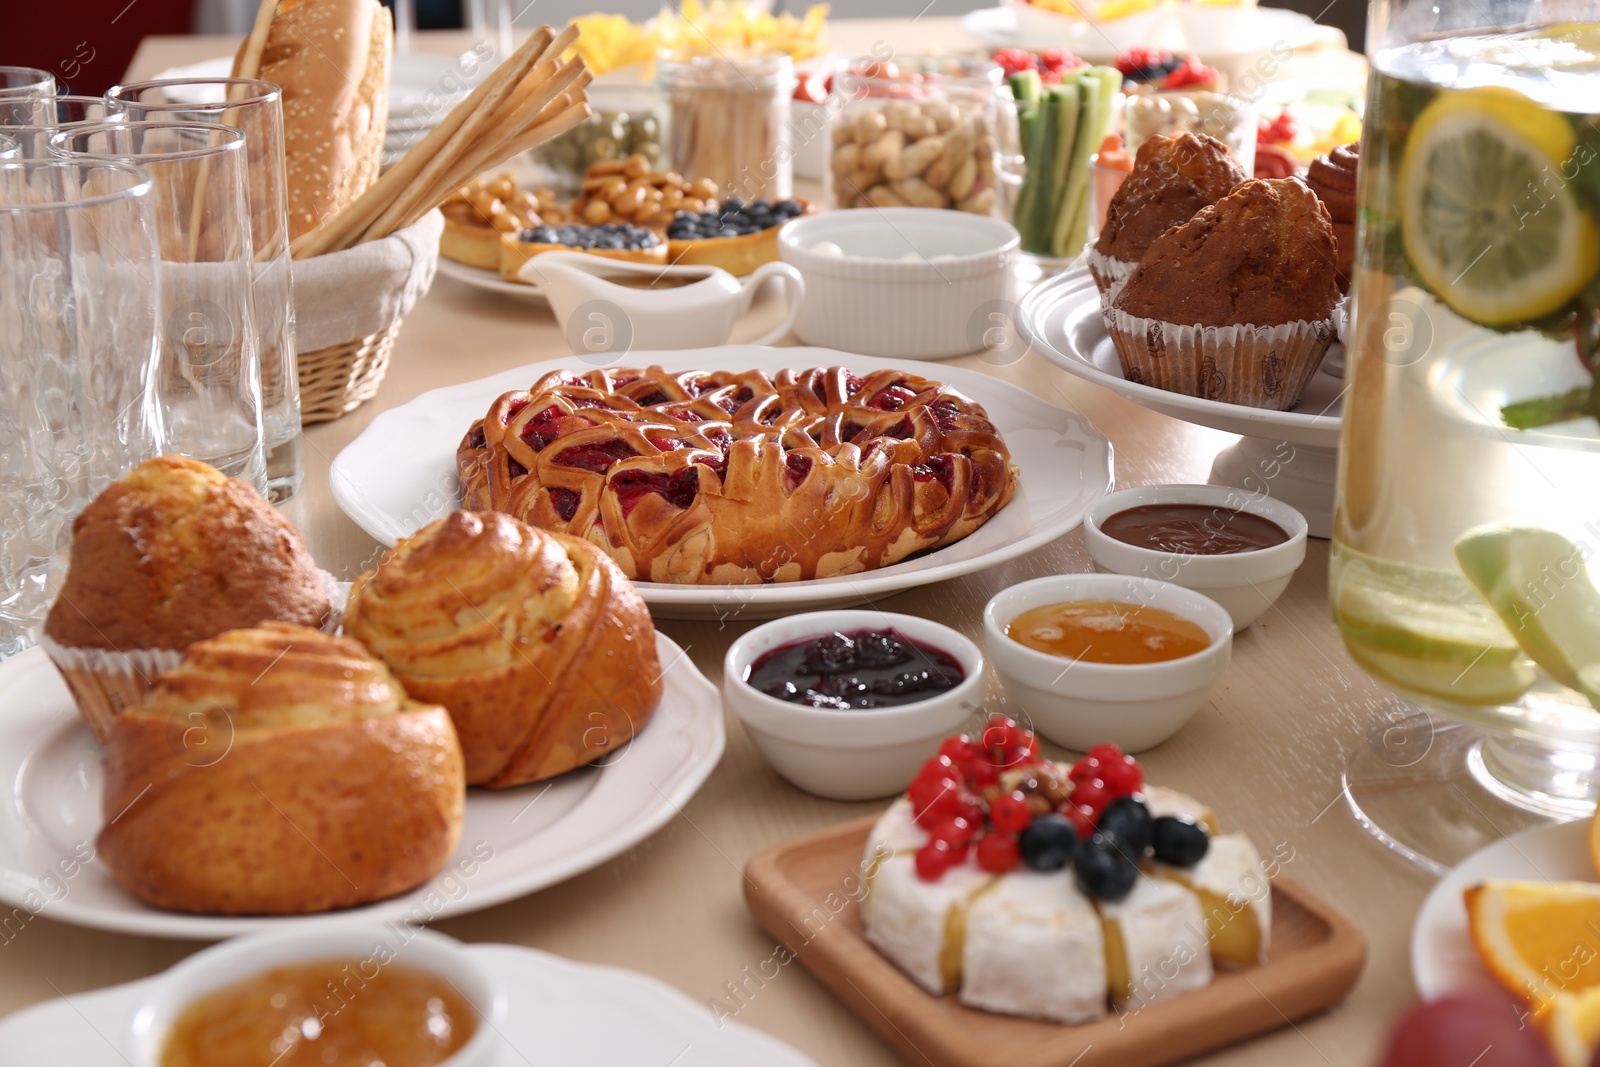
1343,710 -> 1599,876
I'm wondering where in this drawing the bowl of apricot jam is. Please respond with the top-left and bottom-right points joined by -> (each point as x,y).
132,925 -> 505,1067
983,574 -> 1234,753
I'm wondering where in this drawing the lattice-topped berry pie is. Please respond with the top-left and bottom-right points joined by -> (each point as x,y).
456,365 -> 1019,584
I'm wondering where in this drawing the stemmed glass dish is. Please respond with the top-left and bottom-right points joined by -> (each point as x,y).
1332,2 -> 1600,871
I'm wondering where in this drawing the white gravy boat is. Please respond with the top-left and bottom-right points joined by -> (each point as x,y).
520,250 -> 806,354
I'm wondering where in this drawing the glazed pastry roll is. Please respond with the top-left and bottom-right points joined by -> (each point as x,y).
344,510 -> 663,787
98,623 -> 465,916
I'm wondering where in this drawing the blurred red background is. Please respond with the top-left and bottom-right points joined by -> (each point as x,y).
2,0 -> 194,97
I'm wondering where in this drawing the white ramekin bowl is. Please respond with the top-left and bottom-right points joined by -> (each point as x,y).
983,574 -> 1233,754
724,609 -> 984,800
127,924 -> 508,1067
1082,484 -> 1308,633
778,208 -> 1019,359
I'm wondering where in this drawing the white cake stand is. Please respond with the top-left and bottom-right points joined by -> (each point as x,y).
1017,266 -> 1344,537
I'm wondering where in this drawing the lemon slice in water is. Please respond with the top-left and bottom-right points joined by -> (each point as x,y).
1400,86 -> 1599,326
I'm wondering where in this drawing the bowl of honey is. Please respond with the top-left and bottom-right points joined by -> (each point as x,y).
1082,484 -> 1308,633
982,574 -> 1234,753
129,924 -> 507,1067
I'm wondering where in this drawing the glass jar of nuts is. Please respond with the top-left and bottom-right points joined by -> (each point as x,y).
827,56 -> 1020,217
568,152 -> 720,230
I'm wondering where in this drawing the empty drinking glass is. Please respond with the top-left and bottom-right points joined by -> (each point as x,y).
1,95 -> 116,157
52,122 -> 268,494
0,67 -> 55,126
0,159 -> 165,658
108,78 -> 302,502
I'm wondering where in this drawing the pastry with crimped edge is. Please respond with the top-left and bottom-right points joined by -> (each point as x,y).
456,365 -> 1018,584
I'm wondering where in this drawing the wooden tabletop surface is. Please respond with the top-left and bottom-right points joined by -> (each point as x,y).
0,21 -> 1423,1067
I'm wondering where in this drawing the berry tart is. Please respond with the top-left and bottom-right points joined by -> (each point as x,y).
1115,49 -> 1221,93
665,197 -> 814,276
861,719 -> 1272,1022
498,220 -> 667,280
442,172 -> 568,271
456,365 -> 1018,584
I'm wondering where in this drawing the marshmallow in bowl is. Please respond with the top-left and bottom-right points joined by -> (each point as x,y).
811,240 -> 844,257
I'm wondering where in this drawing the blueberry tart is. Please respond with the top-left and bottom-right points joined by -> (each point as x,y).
499,221 -> 667,280
665,197 -> 813,276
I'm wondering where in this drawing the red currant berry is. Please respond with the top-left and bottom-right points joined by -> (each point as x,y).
990,792 -> 1033,834
938,736 -> 977,765
915,839 -> 959,881
980,718 -> 1017,751
1073,776 -> 1114,816
1100,755 -> 1144,798
929,815 -> 977,847
1069,755 -> 1103,783
966,758 -> 1000,788
957,798 -> 986,827
1060,802 -> 1097,839
976,832 -> 1022,873
914,753 -> 957,785
913,787 -> 961,828
1086,743 -> 1124,764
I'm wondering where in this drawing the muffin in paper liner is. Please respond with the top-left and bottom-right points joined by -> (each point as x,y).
1103,304 -> 1336,412
1086,247 -> 1137,296
42,569 -> 346,745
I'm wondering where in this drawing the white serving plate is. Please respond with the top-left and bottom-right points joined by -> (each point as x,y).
329,345 -> 1115,620
1411,819 -> 1587,1005
0,942 -> 817,1067
1017,265 -> 1344,448
437,255 -> 550,303
960,4 -> 1319,64
0,633 -> 722,939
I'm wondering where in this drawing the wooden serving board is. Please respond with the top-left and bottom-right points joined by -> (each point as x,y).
743,816 -> 1366,1067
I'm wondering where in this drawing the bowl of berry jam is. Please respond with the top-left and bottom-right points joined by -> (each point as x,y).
724,610 -> 984,800
983,574 -> 1233,753
1082,484 -> 1308,632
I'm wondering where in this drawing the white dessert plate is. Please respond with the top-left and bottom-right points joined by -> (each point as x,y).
0,942 -> 817,1067
437,255 -> 550,303
1017,264 -> 1345,448
329,345 -> 1115,620
1411,819 -> 1587,1005
0,633 -> 722,939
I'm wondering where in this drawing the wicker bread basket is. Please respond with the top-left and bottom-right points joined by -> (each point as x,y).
291,209 -> 443,424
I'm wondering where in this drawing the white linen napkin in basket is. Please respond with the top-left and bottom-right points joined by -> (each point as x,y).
290,208 -> 443,352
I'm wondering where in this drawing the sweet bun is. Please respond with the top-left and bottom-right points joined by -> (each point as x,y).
97,623 -> 465,915
343,510 -> 662,787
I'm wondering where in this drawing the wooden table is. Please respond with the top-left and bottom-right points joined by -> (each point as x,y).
0,22 -> 1424,1067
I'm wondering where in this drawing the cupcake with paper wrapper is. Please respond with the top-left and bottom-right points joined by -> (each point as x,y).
41,455 -> 335,744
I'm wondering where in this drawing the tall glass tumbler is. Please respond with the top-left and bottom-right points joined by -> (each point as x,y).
52,123 -> 268,494
0,159 -> 165,658
0,67 -> 56,126
2,95 -> 116,157
107,79 -> 302,502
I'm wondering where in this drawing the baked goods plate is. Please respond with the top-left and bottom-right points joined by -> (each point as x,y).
744,815 -> 1366,1067
436,254 -> 550,303
1017,265 -> 1344,449
0,632 -> 722,938
1411,819 -> 1584,1006
329,345 -> 1115,620
0,943 -> 817,1067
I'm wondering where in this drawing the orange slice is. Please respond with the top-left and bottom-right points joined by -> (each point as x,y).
1465,880 -> 1600,1004
1537,987 -> 1600,1067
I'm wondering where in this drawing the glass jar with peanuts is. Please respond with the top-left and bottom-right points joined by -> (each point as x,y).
568,152 -> 720,231
827,55 -> 1020,218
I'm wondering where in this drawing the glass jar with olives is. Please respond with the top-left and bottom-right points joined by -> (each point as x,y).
527,84 -> 668,192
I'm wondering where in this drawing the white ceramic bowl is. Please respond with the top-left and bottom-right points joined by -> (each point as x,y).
983,574 -> 1232,753
778,208 -> 1019,360
127,924 -> 508,1067
724,610 -> 984,800
1082,484 -> 1308,632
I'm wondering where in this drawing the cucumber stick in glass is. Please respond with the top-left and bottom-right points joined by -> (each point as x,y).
1011,66 -> 1121,258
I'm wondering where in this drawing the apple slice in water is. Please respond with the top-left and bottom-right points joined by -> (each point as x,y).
1455,526 -> 1600,709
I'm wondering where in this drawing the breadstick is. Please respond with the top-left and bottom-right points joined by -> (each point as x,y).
234,0 -> 277,82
